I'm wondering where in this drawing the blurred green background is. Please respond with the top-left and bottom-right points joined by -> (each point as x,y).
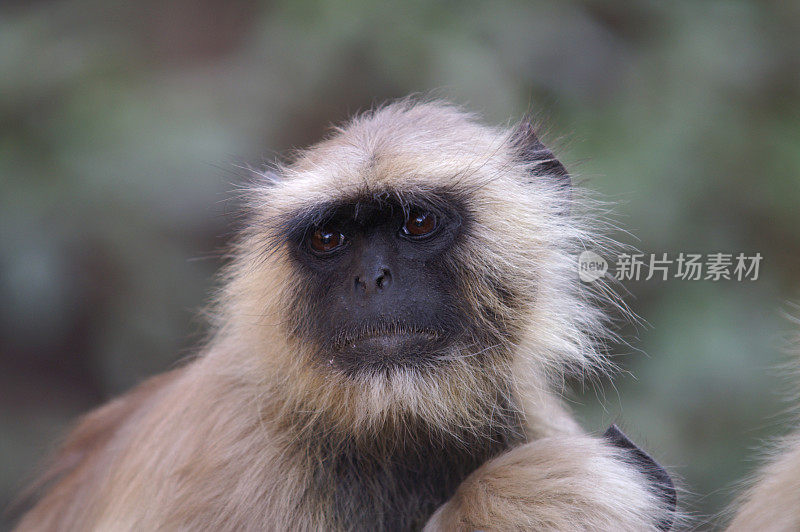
1,0 -> 798,529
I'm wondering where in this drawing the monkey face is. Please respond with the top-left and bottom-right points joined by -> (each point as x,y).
234,102 -> 602,415
280,191 -> 479,376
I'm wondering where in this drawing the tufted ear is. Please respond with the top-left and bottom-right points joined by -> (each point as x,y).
510,119 -> 571,191
604,424 -> 677,531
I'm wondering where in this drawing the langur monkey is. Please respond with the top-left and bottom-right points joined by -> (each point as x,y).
15,100 -> 676,531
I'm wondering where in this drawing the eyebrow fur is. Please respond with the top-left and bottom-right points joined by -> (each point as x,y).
274,187 -> 466,244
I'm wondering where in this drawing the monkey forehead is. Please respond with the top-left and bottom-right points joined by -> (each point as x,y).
264,104 -> 540,216
273,152 -> 515,210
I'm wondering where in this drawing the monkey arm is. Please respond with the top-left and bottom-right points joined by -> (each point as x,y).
423,428 -> 676,531
424,385 -> 676,532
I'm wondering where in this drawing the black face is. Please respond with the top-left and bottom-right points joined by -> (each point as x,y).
282,191 -> 471,375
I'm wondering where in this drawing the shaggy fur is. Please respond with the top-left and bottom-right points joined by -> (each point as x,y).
726,433 -> 800,531
726,337 -> 800,531
15,99 -> 674,531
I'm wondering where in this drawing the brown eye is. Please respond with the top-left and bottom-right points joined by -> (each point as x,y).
403,209 -> 438,238
309,228 -> 345,253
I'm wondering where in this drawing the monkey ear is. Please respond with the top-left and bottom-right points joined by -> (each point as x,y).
511,119 -> 571,191
604,424 -> 677,531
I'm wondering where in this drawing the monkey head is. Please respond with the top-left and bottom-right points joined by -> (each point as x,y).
217,100 -> 608,433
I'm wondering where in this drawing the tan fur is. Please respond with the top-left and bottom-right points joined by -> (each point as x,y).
726,434 -> 800,531
16,370 -> 182,530
15,99 -> 673,531
424,435 -> 668,531
725,336 -> 800,531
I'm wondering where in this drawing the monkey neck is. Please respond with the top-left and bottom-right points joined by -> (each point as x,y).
283,404 -> 525,531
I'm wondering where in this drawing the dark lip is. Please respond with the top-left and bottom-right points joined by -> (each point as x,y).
328,326 -> 451,374
334,325 -> 441,350
349,331 -> 438,350
336,323 -> 441,345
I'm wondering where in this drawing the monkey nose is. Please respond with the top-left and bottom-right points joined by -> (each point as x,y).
355,268 -> 392,294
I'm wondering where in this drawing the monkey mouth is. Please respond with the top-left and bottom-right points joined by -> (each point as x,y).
336,324 -> 440,347
348,331 -> 439,351
330,324 -> 446,371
